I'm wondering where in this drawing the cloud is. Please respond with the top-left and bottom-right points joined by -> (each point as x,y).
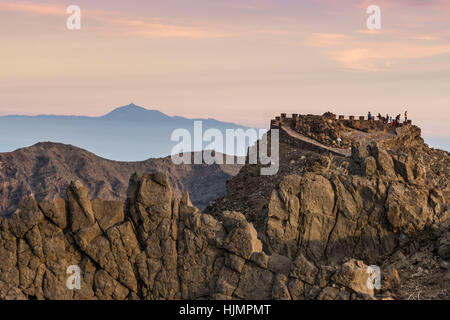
107,18 -> 229,39
303,33 -> 351,47
332,43 -> 450,71
0,1 -> 226,39
300,25 -> 450,71
357,0 -> 450,10
0,1 -> 65,15
408,35 -> 440,41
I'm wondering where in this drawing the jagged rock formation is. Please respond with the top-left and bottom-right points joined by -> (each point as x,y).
0,142 -> 242,215
0,172 -> 384,300
0,116 -> 448,300
207,121 -> 449,299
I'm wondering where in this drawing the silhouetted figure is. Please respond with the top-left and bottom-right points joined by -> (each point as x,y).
377,113 -> 382,120
385,114 -> 389,124
368,112 -> 372,120
404,110 -> 408,122
395,114 -> 401,127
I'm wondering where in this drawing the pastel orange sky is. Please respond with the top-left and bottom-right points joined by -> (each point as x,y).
0,0 -> 449,146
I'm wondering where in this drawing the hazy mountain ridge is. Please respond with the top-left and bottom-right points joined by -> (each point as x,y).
0,103 -> 258,161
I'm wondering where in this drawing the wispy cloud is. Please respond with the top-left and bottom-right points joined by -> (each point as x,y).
357,0 -> 450,10
105,17 -> 229,38
0,1 -> 65,15
303,33 -> 350,47
407,35 -> 440,41
0,1 -> 226,38
301,26 -> 450,71
332,43 -> 450,71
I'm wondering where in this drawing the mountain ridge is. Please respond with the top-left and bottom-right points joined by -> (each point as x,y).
0,141 -> 243,216
0,103 -> 258,161
1,103 -> 248,127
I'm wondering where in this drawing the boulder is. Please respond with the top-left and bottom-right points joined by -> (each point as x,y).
67,180 -> 96,233
371,144 -> 395,176
224,214 -> 262,259
386,183 -> 432,233
290,254 -> 318,285
332,259 -> 374,297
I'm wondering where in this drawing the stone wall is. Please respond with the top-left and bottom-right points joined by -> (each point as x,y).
270,113 -> 410,149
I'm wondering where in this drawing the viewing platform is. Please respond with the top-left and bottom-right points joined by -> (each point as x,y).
269,112 -> 408,157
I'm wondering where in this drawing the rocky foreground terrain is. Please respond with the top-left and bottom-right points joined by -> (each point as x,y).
0,142 -> 241,215
0,115 -> 448,300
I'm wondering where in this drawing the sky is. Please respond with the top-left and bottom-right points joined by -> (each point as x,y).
0,0 -> 449,149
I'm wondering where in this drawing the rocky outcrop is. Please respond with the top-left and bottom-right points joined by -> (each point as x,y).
0,118 -> 448,300
249,134 -> 448,301
206,122 -> 449,299
260,169 -> 446,266
0,172 -> 388,300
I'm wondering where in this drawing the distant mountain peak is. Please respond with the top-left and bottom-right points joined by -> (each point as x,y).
101,103 -> 171,121
0,103 -> 254,161
120,102 -> 144,109
109,103 -> 150,112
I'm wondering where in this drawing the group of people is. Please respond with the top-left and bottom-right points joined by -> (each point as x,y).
367,111 -> 408,126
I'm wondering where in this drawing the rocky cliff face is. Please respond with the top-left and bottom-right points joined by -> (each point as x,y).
0,172 -> 392,300
206,124 -> 449,299
0,122 -> 448,300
